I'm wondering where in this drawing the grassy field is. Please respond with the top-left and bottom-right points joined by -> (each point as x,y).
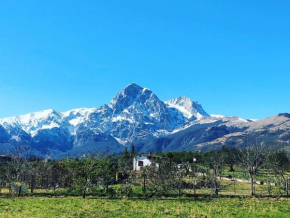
0,197 -> 289,217
0,180 -> 288,217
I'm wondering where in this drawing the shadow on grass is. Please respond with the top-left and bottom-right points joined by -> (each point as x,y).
0,192 -> 288,202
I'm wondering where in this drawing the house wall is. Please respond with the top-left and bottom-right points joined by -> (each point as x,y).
133,155 -> 155,171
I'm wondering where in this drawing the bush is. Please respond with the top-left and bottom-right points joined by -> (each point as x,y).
106,187 -> 116,197
118,185 -> 133,197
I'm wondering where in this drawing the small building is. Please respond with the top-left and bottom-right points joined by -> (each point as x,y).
133,153 -> 162,171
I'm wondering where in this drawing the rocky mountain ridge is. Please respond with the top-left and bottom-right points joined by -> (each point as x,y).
0,83 -> 289,158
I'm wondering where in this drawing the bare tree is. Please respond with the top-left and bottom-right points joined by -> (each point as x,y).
143,158 -> 176,197
48,161 -> 71,194
238,142 -> 266,196
266,149 -> 290,195
207,150 -> 225,196
63,154 -> 101,198
6,144 -> 32,196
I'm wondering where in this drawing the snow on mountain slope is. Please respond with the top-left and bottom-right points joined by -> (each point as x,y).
62,108 -> 97,124
78,83 -> 189,142
165,96 -> 209,119
0,82 -> 287,157
0,83 -> 216,157
0,109 -> 62,135
0,84 -> 209,141
0,108 -> 97,136
144,113 -> 290,153
211,114 -> 225,119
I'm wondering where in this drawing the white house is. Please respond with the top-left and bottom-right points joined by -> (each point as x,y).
133,153 -> 161,171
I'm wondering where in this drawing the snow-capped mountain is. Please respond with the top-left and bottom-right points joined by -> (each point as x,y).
72,83 -> 209,146
0,83 -> 289,158
0,83 -> 210,157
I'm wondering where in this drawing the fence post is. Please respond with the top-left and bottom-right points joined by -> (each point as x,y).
143,173 -> 146,197
286,177 -> 289,198
233,171 -> 236,195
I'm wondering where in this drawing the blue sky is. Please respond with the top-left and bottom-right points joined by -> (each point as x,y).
0,1 -> 289,119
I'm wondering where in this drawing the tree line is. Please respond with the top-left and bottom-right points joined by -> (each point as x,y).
0,143 -> 289,198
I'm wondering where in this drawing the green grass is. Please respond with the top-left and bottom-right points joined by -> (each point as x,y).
0,180 -> 289,217
0,197 -> 289,217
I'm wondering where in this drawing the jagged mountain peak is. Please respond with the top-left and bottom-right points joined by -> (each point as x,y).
0,109 -> 61,126
165,96 -> 209,119
109,83 -> 158,113
0,83 -> 243,158
62,108 -> 96,118
119,83 -> 152,98
170,96 -> 193,102
124,82 -> 144,90
0,109 -> 63,137
166,96 -> 202,107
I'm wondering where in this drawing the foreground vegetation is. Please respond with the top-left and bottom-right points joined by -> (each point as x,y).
0,197 -> 289,217
1,143 -> 290,199
1,143 -> 290,216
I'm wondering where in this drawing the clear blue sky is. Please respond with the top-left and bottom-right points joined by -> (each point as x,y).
0,1 -> 289,119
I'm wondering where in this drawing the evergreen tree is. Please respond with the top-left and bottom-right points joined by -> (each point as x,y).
123,147 -> 129,158
130,143 -> 135,157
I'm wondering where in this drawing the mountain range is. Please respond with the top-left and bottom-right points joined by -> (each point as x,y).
0,83 -> 289,158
